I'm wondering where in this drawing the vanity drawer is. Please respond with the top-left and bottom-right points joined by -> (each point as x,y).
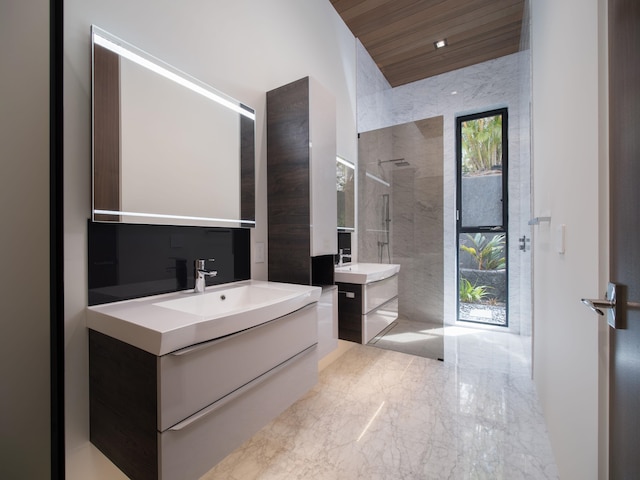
363,297 -> 398,344
159,345 -> 317,480
158,303 -> 317,432
363,274 -> 398,314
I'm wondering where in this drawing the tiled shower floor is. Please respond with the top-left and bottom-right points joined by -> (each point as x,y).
368,316 -> 445,360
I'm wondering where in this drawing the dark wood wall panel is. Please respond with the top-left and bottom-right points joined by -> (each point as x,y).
268,225 -> 312,285
93,44 -> 121,221
240,113 -> 255,224
267,77 -> 312,284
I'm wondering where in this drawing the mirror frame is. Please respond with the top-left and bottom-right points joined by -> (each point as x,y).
337,156 -> 355,231
91,26 -> 255,228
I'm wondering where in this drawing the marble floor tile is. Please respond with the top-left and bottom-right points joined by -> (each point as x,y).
201,328 -> 557,480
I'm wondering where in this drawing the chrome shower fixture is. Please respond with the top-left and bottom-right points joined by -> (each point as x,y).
378,158 -> 410,167
378,193 -> 391,263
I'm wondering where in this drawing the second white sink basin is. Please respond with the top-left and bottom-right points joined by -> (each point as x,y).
334,263 -> 401,284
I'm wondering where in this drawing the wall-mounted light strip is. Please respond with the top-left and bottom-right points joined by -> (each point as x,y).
92,29 -> 255,120
94,210 -> 256,226
366,171 -> 390,187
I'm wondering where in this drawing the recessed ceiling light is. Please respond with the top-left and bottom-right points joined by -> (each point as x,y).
434,39 -> 447,49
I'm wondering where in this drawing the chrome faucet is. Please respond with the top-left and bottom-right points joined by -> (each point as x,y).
194,258 -> 217,293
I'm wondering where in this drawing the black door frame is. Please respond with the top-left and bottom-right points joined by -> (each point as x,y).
51,0 -> 65,478
608,0 -> 640,476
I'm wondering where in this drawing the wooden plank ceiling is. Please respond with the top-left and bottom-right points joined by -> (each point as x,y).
330,0 -> 525,87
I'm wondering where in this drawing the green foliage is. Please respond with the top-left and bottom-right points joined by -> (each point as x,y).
337,162 -> 348,191
460,233 -> 506,270
461,115 -> 503,174
459,278 -> 490,303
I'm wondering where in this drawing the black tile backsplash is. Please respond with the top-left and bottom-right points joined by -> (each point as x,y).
336,231 -> 352,264
338,231 -> 351,251
88,221 -> 250,305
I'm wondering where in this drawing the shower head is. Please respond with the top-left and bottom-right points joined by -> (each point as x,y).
378,158 -> 410,167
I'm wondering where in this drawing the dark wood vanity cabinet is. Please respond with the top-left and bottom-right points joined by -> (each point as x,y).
336,282 -> 364,343
89,303 -> 318,480
336,274 -> 399,345
89,330 -> 158,480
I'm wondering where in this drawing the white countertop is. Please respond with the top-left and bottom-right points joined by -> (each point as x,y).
87,280 -> 321,356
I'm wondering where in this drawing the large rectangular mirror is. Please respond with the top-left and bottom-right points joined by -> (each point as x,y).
91,26 -> 255,227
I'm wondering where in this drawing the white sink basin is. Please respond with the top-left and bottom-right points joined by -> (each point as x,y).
334,263 -> 401,284
87,280 -> 321,355
154,284 -> 301,318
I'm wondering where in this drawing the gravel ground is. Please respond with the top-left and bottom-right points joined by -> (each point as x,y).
459,302 -> 507,325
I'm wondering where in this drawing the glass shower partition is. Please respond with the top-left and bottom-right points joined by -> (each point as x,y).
357,117 -> 444,360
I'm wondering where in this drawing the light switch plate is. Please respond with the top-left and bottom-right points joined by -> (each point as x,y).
255,242 -> 265,263
556,224 -> 566,254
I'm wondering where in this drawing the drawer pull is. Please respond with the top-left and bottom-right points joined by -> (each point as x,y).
168,344 -> 317,431
169,303 -> 316,356
338,291 -> 356,298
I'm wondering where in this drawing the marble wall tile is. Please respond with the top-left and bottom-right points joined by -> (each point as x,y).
357,46 -> 532,335
356,40 -> 394,133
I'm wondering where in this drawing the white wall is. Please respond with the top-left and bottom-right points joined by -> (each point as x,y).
0,1 -> 51,478
531,0 -> 606,478
63,1 -> 357,477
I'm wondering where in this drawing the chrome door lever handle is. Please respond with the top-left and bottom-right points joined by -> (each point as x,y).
581,282 -> 620,328
582,283 -> 640,329
580,298 -> 615,316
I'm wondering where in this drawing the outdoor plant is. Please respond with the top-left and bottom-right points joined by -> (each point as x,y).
460,233 -> 506,270
459,278 -> 490,303
461,114 -> 503,174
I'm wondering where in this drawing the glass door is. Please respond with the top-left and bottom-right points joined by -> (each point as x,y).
456,109 -> 508,326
